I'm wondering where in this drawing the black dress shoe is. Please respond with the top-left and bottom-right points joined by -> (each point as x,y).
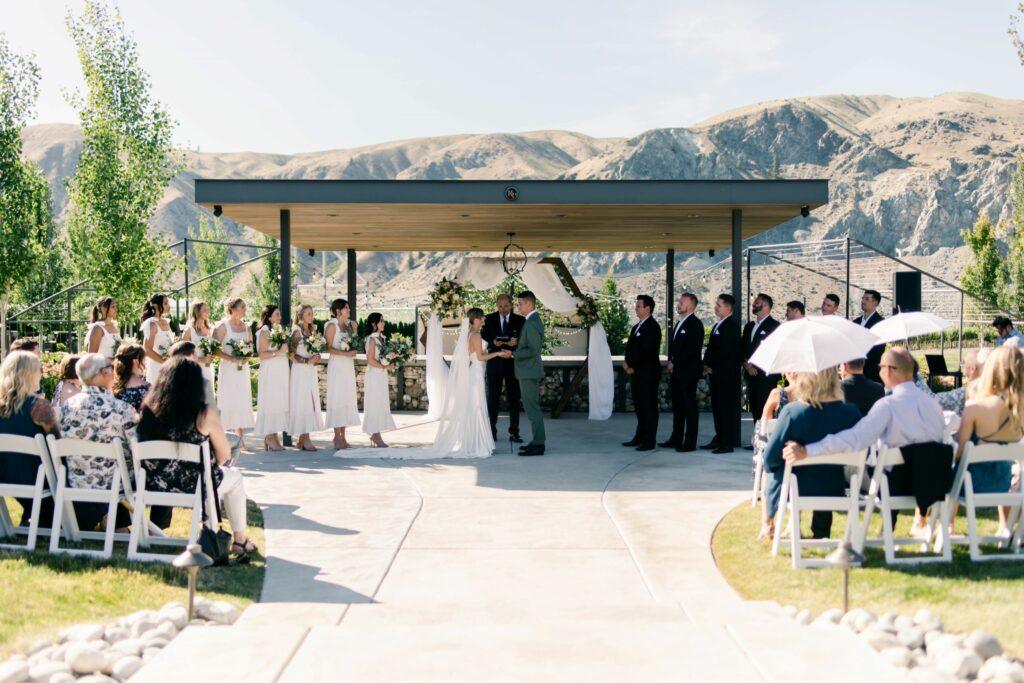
635,443 -> 656,452
519,445 -> 545,456
711,446 -> 734,454
509,434 -> 524,444
676,445 -> 697,453
658,440 -> 680,449
700,440 -> 719,450
622,439 -> 641,447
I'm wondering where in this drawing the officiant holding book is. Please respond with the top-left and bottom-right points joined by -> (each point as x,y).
481,293 -> 525,443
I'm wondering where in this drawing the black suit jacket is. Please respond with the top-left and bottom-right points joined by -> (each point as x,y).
841,374 -> 885,418
741,316 -> 781,374
625,317 -> 662,377
704,316 -> 741,382
669,314 -> 705,379
480,311 -> 525,374
853,310 -> 886,376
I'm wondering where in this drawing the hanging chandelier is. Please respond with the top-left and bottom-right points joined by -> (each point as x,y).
501,231 -> 527,277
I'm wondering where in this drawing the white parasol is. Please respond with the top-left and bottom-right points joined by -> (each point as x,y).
749,316 -> 881,373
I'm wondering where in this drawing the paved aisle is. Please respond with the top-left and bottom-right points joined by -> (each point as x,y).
137,414 -> 903,683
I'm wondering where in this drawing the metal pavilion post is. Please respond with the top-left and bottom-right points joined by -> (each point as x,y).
347,249 -> 357,323
280,209 -> 292,447
665,249 -> 674,355
845,237 -> 851,318
183,238 -> 190,316
959,290 -> 965,371
745,248 -> 751,327
731,209 -> 743,448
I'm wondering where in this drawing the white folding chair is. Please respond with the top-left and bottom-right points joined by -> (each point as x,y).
944,442 -> 1024,562
46,436 -> 131,559
751,418 -> 778,506
856,447 -> 951,565
0,434 -> 60,551
771,449 -> 867,568
127,440 -> 218,563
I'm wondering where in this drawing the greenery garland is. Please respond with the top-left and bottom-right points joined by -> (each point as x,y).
428,278 -> 466,319
575,294 -> 600,327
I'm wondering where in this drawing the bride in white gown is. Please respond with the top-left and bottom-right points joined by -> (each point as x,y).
334,308 -> 511,459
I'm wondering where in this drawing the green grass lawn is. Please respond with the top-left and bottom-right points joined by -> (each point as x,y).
712,503 -> 1024,656
0,499 -> 265,657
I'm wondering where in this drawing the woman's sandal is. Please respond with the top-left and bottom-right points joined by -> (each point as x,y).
232,539 -> 256,563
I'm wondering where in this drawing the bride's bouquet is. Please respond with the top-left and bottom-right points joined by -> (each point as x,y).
268,326 -> 291,351
225,338 -> 252,371
379,335 -> 412,367
197,336 -> 221,360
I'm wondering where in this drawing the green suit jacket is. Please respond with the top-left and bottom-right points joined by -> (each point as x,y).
513,313 -> 544,380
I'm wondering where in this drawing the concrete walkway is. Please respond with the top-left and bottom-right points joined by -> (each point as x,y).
138,414 -> 903,682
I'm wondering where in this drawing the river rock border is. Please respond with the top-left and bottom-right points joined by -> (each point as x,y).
781,605 -> 1023,682
0,598 -> 240,683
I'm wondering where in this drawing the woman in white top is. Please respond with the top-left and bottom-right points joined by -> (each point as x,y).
212,298 -> 255,436
254,304 -> 290,451
182,301 -> 216,385
324,298 -> 360,450
289,305 -> 324,451
362,312 -> 397,447
140,294 -> 175,385
86,296 -> 122,359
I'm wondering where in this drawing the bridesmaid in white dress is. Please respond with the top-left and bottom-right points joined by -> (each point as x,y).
255,304 -> 290,451
288,305 -> 324,451
213,298 -> 255,436
140,294 -> 175,385
182,301 -> 215,385
362,312 -> 396,448
324,298 -> 360,450
86,296 -> 121,359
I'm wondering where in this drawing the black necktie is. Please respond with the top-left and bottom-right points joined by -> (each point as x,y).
501,316 -> 507,336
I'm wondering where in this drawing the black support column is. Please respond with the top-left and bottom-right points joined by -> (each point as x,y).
665,249 -> 674,355
279,209 -> 292,447
731,209 -> 743,447
347,249 -> 357,322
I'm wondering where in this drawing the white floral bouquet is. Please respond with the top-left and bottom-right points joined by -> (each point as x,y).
197,336 -> 221,360
303,332 -> 327,360
156,340 -> 172,360
428,278 -> 466,320
268,326 -> 291,351
110,334 -> 124,357
379,335 -> 412,367
225,338 -> 252,371
335,330 -> 361,351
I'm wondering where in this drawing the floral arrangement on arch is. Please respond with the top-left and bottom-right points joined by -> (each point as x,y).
429,278 -> 466,319
575,295 -> 600,328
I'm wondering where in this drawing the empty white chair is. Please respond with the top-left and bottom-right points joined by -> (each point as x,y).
944,442 -> 1024,561
46,435 -> 130,559
771,448 -> 868,568
127,440 -> 218,563
751,418 -> 778,506
856,447 -> 952,565
0,434 -> 58,551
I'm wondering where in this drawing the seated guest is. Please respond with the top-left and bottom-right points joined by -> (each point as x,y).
784,348 -> 946,535
763,368 -> 861,539
0,351 -> 58,529
113,343 -> 150,411
169,341 -> 216,408
993,316 -> 1023,347
136,357 -> 255,557
953,346 -> 1024,533
936,348 -> 984,416
52,354 -> 82,413
60,353 -> 139,531
752,371 -> 795,537
10,338 -> 41,357
840,358 -> 884,417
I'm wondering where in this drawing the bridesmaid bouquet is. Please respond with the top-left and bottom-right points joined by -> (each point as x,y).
268,326 -> 291,351
303,332 -> 327,360
336,331 -> 362,352
379,335 -> 412,367
156,340 -> 172,360
225,338 -> 252,371
197,336 -> 221,360
110,334 -> 123,357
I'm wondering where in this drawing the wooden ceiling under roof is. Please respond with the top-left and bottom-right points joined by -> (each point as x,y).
195,179 -> 828,252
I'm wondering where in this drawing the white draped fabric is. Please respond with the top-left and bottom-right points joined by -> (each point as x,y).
587,322 -> 613,421
451,255 -> 615,421
424,313 -> 448,419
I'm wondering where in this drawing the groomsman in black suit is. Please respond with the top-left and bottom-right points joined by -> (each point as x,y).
741,293 -> 781,433
852,289 -> 885,382
660,293 -> 705,452
622,294 -> 663,451
702,293 -> 741,454
480,294 -> 526,442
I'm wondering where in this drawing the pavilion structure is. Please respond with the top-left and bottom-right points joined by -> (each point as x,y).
194,179 -> 829,339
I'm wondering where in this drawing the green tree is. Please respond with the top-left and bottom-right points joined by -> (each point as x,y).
597,272 -> 630,354
0,35 -> 54,354
191,215 -> 232,309
245,232 -> 296,309
998,162 -> 1024,317
64,1 -> 181,315
961,215 -> 1004,308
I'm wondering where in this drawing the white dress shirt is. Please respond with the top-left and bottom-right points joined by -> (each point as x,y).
673,312 -> 692,338
806,381 -> 946,457
633,315 -> 651,336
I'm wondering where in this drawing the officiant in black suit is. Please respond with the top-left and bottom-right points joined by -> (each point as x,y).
741,293 -> 781,430
481,294 -> 526,442
661,293 -> 705,452
703,293 -> 741,454
852,289 -> 885,382
622,295 -> 663,451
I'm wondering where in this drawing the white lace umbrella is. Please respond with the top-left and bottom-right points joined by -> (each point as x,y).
749,316 -> 881,373
869,311 -> 954,344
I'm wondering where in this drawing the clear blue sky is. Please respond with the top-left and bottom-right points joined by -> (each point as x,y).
7,0 -> 1023,153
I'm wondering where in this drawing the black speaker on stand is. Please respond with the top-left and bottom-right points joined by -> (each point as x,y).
893,271 -> 922,314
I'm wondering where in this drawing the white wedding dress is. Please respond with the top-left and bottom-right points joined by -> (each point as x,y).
333,319 -> 493,459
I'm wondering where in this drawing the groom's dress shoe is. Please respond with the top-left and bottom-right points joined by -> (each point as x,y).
509,434 -> 524,444
519,445 -> 545,456
622,439 -> 641,447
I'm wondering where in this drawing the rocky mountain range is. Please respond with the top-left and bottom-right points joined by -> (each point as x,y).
19,92 -> 1024,307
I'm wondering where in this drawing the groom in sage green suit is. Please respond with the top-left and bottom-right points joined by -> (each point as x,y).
513,291 -> 545,456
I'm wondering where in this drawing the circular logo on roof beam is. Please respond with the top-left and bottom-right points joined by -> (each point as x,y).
504,186 -> 518,202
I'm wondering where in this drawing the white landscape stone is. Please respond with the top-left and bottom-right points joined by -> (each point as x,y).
841,608 -> 876,634
77,675 -> 117,683
880,646 -> 914,668
897,626 -> 925,650
860,627 -> 899,652
102,626 -> 128,645
794,609 -> 812,626
109,639 -> 145,657
0,660 -> 29,683
26,660 -> 71,683
818,608 -> 844,624
909,668 -> 958,683
914,609 -> 943,632
150,621 -> 178,641
64,642 -> 106,675
934,650 -> 983,679
895,615 -> 917,632
111,656 -> 143,682
128,619 -> 158,640
60,624 -> 104,643
25,642 -> 49,658
141,647 -> 162,661
159,606 -> 188,630
965,631 -> 1004,661
46,674 -> 74,683
978,656 -> 1024,682
781,605 -> 798,619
